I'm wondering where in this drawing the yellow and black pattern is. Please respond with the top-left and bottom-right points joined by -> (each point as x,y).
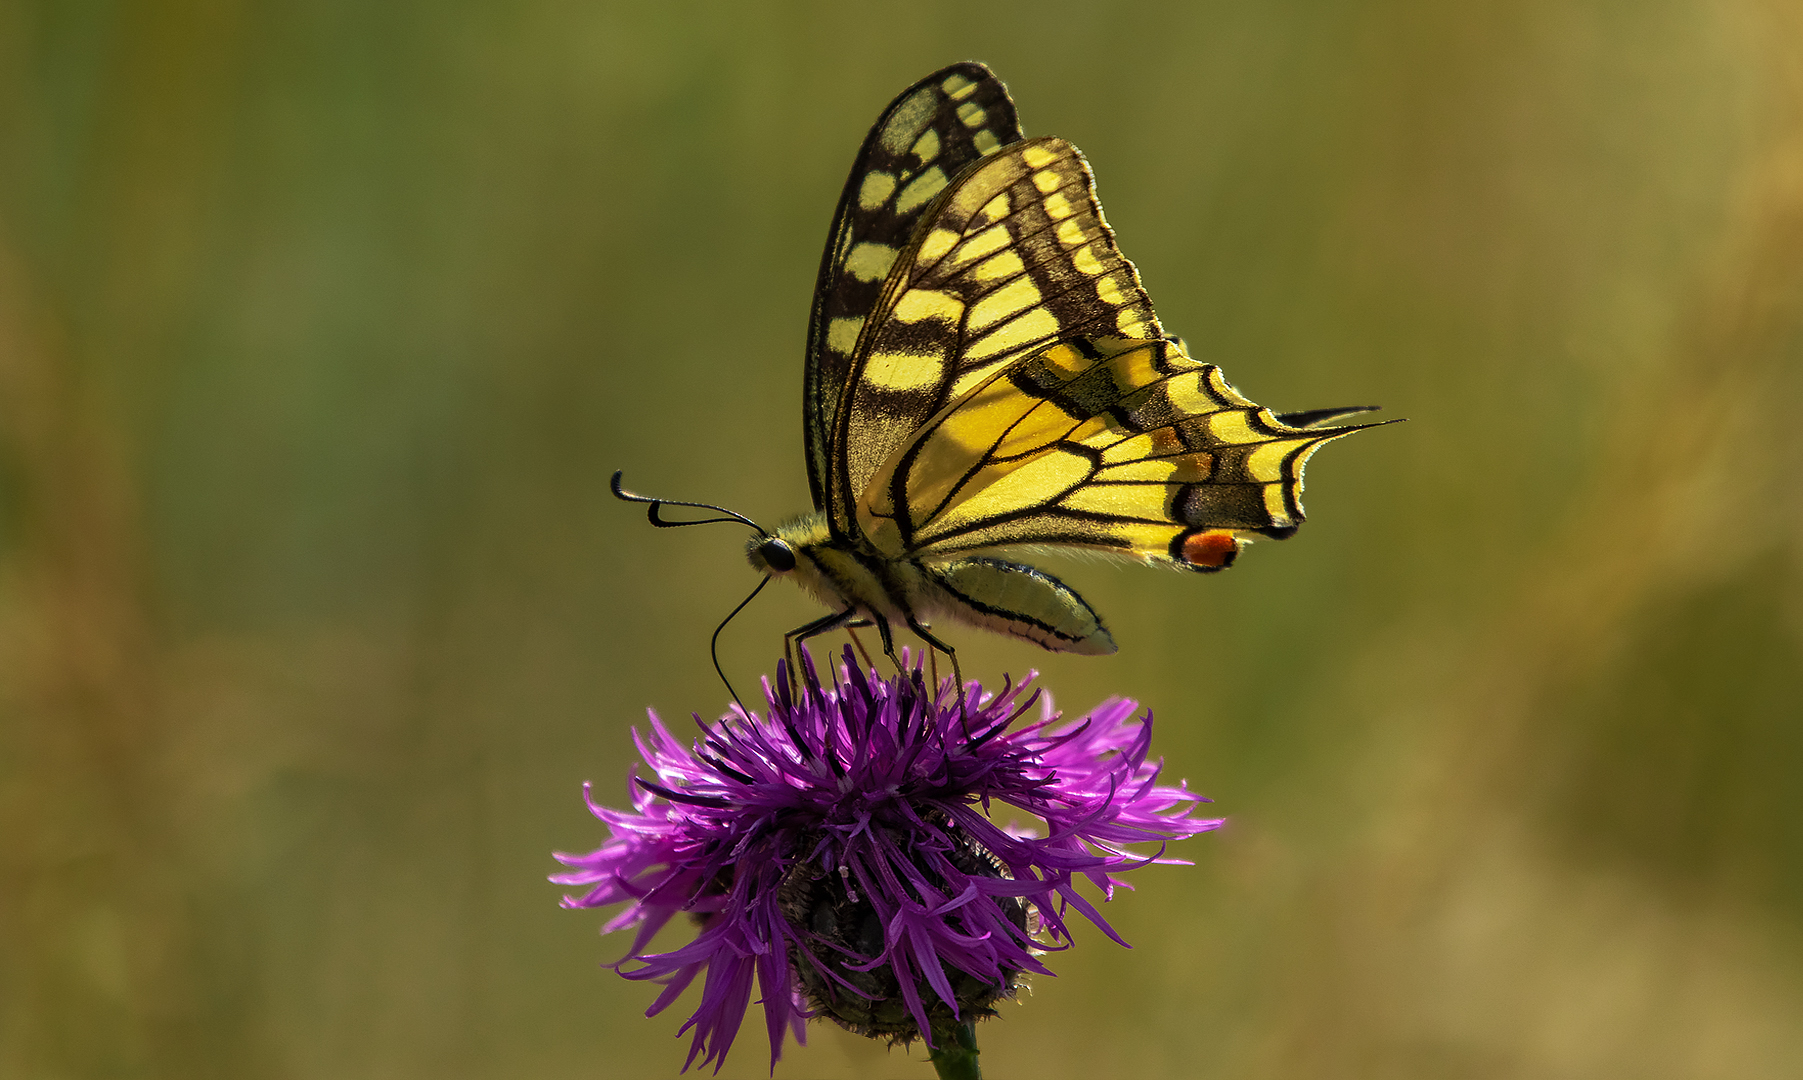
803,63 -> 1023,515
828,137 -> 1163,536
857,337 -> 1373,567
647,64 -> 1387,666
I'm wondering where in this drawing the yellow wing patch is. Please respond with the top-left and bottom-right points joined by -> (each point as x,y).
856,338 -> 1372,568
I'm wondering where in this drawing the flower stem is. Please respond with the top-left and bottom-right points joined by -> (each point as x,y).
927,1019 -> 982,1080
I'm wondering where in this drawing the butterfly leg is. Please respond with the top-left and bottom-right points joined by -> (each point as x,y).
870,614 -> 899,669
787,608 -> 858,679
869,615 -> 946,694
873,613 -> 936,682
844,623 -> 878,670
905,616 -> 963,710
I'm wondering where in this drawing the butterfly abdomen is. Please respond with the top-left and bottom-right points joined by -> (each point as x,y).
924,557 -> 1115,655
748,513 -> 1115,655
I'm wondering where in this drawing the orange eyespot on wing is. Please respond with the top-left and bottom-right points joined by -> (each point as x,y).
1179,529 -> 1241,570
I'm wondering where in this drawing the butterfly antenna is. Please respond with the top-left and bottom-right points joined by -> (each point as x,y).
611,471 -> 768,536
711,573 -> 772,717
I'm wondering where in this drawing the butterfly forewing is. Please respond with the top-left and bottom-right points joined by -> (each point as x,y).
804,63 -> 1023,519
858,337 -> 1372,565
829,137 -> 1163,539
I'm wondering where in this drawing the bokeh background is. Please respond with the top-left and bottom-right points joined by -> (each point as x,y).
4,2 -> 1802,1078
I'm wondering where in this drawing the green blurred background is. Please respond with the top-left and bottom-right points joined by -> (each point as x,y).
4,2 -> 1801,1077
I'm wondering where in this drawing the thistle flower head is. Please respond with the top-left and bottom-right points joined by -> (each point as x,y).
553,648 -> 1221,1072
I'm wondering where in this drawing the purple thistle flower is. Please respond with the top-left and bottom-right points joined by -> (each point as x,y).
552,648 -> 1222,1073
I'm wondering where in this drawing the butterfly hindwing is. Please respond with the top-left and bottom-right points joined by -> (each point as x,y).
829,137 -> 1164,538
858,337 -> 1374,565
803,63 -> 1023,518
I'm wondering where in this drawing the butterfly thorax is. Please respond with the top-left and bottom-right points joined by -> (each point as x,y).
748,513 -> 929,627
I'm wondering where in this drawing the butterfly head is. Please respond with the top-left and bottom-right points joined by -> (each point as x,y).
745,514 -> 835,579
747,535 -> 797,574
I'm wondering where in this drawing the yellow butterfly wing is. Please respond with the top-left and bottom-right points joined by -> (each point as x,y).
797,90 -> 1383,658
825,137 -> 1162,538
858,336 -> 1377,567
804,63 -> 1024,516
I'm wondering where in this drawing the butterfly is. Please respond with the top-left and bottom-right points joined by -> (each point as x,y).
616,62 -> 1384,689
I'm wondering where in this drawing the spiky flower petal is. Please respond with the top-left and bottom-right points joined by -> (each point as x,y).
553,649 -> 1221,1072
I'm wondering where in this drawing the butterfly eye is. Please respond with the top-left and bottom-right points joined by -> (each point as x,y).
756,538 -> 797,573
